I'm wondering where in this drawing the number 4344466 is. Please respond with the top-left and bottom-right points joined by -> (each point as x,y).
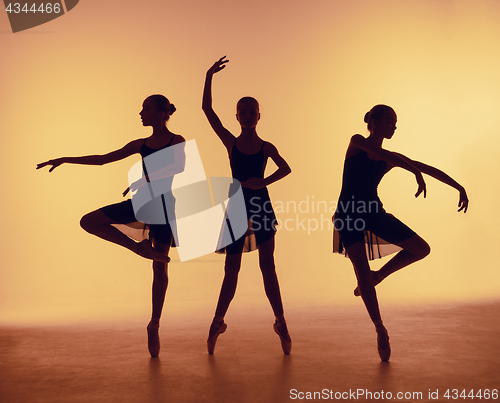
444,389 -> 498,399
5,3 -> 62,14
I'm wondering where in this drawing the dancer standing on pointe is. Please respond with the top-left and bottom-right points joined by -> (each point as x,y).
37,95 -> 185,357
333,104 -> 469,361
202,56 -> 292,354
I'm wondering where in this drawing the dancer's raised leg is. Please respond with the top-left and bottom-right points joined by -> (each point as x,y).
377,234 -> 430,280
80,209 -> 170,263
354,234 -> 430,296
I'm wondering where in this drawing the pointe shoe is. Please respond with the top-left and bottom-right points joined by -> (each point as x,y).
273,321 -> 292,354
354,270 -> 380,297
207,321 -> 227,354
147,321 -> 160,358
376,325 -> 391,361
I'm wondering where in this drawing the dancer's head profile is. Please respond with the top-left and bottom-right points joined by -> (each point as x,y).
141,95 -> 176,127
236,96 -> 260,128
364,104 -> 397,139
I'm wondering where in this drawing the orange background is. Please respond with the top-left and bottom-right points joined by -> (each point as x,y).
0,0 -> 499,324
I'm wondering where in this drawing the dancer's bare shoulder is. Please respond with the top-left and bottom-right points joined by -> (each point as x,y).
262,140 -> 277,158
346,134 -> 386,161
171,134 -> 186,145
345,134 -> 366,159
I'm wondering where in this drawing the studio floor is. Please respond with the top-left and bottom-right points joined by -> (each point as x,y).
0,301 -> 499,403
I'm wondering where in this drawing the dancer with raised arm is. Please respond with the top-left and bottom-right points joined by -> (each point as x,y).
37,95 -> 185,357
333,104 -> 469,361
202,56 -> 292,354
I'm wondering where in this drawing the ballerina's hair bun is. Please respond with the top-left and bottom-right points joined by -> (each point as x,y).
364,104 -> 395,131
148,94 -> 176,120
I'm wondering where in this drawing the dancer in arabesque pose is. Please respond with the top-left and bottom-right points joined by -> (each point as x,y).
37,95 -> 185,357
202,56 -> 293,354
333,104 -> 469,361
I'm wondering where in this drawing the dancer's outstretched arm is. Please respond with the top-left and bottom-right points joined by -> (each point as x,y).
37,138 -> 144,172
202,56 -> 235,154
350,134 -> 427,198
393,152 -> 469,213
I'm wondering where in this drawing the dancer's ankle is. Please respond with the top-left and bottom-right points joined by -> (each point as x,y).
212,315 -> 224,325
148,318 -> 160,330
275,315 -> 286,325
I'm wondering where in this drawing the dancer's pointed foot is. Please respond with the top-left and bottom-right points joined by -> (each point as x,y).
147,320 -> 160,357
136,239 -> 171,264
207,320 -> 227,354
376,324 -> 391,361
273,320 -> 292,354
354,270 -> 381,297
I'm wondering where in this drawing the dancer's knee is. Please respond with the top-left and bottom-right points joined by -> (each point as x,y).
420,241 -> 431,259
259,257 -> 276,274
224,253 -> 242,274
352,260 -> 371,284
80,213 -> 94,233
412,238 -> 431,260
224,261 -> 241,276
400,235 -> 431,260
356,270 -> 372,285
153,260 -> 168,275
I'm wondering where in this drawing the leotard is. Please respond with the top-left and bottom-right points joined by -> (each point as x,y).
333,150 -> 415,259
220,140 -> 277,254
99,136 -> 178,246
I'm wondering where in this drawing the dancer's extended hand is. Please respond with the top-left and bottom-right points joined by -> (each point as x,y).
415,172 -> 426,198
36,157 -> 66,172
207,56 -> 229,76
458,188 -> 469,213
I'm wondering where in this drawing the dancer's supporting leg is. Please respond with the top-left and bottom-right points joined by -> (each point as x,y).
213,253 -> 243,320
258,237 -> 291,353
147,240 -> 170,357
258,237 -> 284,318
346,242 -> 391,361
80,210 -> 170,263
354,234 -> 430,296
207,253 -> 243,353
